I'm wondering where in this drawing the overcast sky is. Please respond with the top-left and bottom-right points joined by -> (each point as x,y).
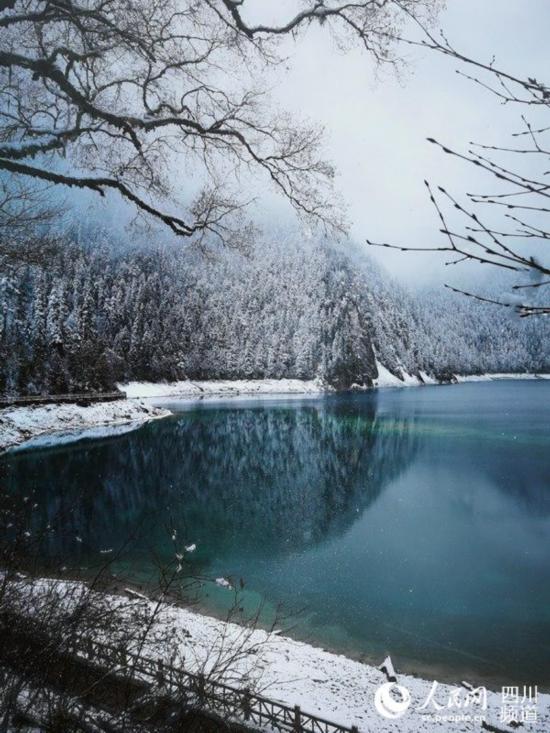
74,1 -> 549,287
240,0 -> 550,285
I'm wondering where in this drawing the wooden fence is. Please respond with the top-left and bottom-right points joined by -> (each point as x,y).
0,391 -> 127,408
68,636 -> 360,733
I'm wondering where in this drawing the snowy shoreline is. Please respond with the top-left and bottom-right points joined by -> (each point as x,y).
2,372 -> 550,454
373,363 -> 550,389
121,370 -> 550,399
0,399 -> 171,454
9,576 -> 549,733
120,377 -> 329,400
0,380 -> 328,454
123,591 -> 549,733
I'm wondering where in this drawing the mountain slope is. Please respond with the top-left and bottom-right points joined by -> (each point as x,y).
1,229 -> 548,395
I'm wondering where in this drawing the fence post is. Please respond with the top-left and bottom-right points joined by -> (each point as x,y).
293,705 -> 301,733
241,688 -> 251,720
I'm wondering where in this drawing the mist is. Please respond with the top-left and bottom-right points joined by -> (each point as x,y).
32,0 -> 550,293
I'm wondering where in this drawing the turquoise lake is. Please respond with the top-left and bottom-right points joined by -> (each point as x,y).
3,381 -> 550,687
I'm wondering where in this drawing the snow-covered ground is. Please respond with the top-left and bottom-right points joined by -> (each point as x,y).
120,378 -> 328,400
0,400 -> 170,453
122,370 -> 550,400
122,371 -> 430,397
456,372 -> 550,383
9,577 -> 549,733
164,603 -> 548,733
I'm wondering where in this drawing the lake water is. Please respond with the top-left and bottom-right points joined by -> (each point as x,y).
3,381 -> 550,687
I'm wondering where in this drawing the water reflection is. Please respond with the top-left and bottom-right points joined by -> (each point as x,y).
1,394 -> 418,564
3,383 -> 550,685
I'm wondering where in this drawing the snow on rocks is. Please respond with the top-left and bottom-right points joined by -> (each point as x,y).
419,371 -> 438,385
373,361 -> 423,388
373,364 -> 550,390
456,372 -> 550,383
0,399 -> 171,453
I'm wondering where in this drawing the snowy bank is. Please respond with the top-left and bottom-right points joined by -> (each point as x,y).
3,372 -> 550,454
9,577 -> 549,733
456,372 -> 550,383
0,399 -> 170,454
151,601 -> 549,733
372,361 -> 550,389
121,372 -> 436,398
121,371 -> 550,402
120,378 -> 328,400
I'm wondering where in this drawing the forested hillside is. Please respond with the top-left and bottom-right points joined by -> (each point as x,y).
1,228 -> 548,395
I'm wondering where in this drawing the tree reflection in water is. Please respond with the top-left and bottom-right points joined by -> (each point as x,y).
2,394 -> 418,570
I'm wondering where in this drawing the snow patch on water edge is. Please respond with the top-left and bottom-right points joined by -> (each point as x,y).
0,399 -> 170,454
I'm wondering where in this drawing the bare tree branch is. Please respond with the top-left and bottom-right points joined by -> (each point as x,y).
0,0 -> 440,247
367,11 -> 550,316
